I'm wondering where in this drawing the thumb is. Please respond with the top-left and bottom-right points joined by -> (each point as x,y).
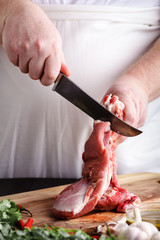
60,51 -> 71,77
61,62 -> 71,77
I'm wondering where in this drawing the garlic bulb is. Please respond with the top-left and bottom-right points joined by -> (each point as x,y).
131,208 -> 158,239
150,232 -> 160,240
131,221 -> 158,239
113,207 -> 158,240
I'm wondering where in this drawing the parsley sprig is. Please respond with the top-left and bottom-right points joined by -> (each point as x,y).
0,199 -> 21,226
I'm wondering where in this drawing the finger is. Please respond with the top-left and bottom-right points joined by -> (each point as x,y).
18,42 -> 31,73
6,47 -> 19,67
115,135 -> 127,145
18,40 -> 45,76
61,62 -> 71,77
60,51 -> 71,76
19,55 -> 30,74
2,39 -> 19,66
28,56 -> 45,80
40,54 -> 61,86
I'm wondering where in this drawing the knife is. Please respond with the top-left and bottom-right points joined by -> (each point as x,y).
52,73 -> 142,137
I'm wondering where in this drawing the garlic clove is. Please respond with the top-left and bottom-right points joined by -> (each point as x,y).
118,226 -> 148,240
113,222 -> 128,235
132,222 -> 158,238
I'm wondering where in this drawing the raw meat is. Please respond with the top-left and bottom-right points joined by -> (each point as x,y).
52,94 -> 140,219
53,121 -> 112,219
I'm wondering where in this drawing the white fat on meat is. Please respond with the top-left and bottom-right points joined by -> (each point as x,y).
53,178 -> 90,214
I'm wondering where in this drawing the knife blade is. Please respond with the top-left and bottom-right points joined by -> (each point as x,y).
52,73 -> 142,137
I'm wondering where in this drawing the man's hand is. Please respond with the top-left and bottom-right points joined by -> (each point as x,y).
106,76 -> 148,129
104,37 -> 160,144
1,0 -> 70,86
102,80 -> 148,145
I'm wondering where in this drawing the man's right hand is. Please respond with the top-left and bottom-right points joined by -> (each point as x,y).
1,0 -> 70,86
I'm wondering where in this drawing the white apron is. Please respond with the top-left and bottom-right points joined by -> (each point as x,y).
0,4 -> 160,178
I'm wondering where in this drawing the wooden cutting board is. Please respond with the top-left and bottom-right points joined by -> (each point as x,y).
0,173 -> 160,233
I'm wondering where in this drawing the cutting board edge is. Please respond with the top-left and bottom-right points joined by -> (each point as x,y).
0,172 -> 159,200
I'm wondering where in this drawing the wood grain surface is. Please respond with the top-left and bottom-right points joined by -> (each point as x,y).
0,173 -> 160,232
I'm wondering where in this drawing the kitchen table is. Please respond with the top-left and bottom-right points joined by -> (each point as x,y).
0,173 -> 160,233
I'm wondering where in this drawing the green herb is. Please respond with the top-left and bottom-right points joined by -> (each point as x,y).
7,226 -> 93,240
0,222 -> 12,240
0,199 -> 21,226
0,200 -> 118,240
106,227 -> 117,240
7,227 -> 117,240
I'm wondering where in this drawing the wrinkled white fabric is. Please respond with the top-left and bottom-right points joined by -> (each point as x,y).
0,4 -> 160,178
33,0 -> 160,8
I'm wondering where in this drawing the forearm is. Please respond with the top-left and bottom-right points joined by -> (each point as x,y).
105,37 -> 160,128
117,37 -> 160,103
